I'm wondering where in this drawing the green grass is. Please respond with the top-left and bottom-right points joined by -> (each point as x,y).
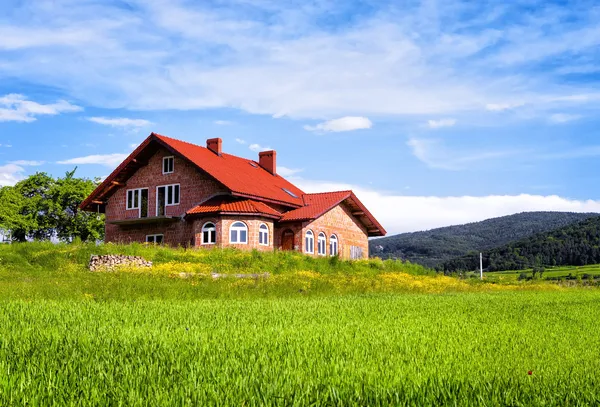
2,293 -> 600,406
483,264 -> 600,282
2,242 -> 600,405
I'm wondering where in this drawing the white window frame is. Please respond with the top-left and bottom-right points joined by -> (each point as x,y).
305,230 -> 314,254
146,234 -> 164,244
202,222 -> 216,245
126,188 -> 148,217
155,184 -> 180,216
317,232 -> 326,256
162,156 -> 174,174
229,221 -> 248,244
330,234 -> 339,257
258,223 -> 269,246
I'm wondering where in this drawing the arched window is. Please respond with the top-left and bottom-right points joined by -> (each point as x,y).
330,234 -> 338,256
202,222 -> 216,245
317,232 -> 326,255
305,230 -> 314,254
259,223 -> 269,246
229,221 -> 248,244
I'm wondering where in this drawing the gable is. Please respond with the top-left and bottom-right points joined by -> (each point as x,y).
81,133 -> 305,211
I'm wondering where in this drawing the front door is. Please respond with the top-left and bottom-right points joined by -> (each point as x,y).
282,230 -> 294,251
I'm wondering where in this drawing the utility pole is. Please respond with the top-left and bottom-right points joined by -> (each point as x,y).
480,253 -> 483,280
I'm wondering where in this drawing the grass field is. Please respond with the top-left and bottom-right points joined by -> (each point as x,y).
482,264 -> 600,282
1,242 -> 600,405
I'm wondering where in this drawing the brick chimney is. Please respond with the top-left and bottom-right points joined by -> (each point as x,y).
207,138 -> 222,155
259,150 -> 276,175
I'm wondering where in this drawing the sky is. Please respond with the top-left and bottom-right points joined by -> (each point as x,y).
2,0 -> 600,235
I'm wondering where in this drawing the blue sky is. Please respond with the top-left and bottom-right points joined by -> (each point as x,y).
2,0 -> 600,234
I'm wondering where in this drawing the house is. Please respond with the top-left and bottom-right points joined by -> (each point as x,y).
81,133 -> 386,259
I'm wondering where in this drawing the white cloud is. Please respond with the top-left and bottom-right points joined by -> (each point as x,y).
278,166 -> 303,177
9,160 -> 44,166
57,153 -> 128,167
407,137 -> 522,170
427,118 -> 456,129
214,120 -> 233,125
0,94 -> 81,122
304,117 -> 373,133
0,164 -> 27,186
294,178 -> 600,235
485,102 -> 525,112
87,117 -> 152,128
235,138 -> 247,144
549,113 -> 581,124
248,143 -> 272,152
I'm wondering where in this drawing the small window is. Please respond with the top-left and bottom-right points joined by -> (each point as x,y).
317,232 -> 326,256
202,222 -> 216,245
282,188 -> 298,198
163,156 -> 174,174
249,161 -> 258,168
305,230 -> 314,254
127,189 -> 139,210
330,235 -> 338,256
146,234 -> 164,244
230,221 -> 248,244
259,223 -> 269,246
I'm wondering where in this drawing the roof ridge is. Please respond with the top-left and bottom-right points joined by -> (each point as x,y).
302,190 -> 352,197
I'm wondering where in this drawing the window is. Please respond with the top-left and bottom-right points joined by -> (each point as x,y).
317,232 -> 326,256
305,230 -> 314,254
126,188 -> 149,217
163,156 -> 174,174
350,246 -> 363,260
202,222 -> 216,245
259,223 -> 269,246
156,184 -> 180,215
229,221 -> 248,244
146,234 -> 164,244
330,235 -> 338,256
127,189 -> 141,210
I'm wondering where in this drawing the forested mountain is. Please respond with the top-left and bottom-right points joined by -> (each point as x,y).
370,212 -> 598,267
439,215 -> 600,272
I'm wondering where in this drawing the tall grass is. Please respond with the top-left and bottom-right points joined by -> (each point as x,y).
0,241 -> 558,300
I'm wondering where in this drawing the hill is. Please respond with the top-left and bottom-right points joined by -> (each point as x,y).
439,215 -> 600,272
369,212 -> 598,267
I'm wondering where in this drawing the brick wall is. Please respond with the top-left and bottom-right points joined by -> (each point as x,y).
294,203 -> 368,259
219,216 -> 275,251
105,147 -> 228,245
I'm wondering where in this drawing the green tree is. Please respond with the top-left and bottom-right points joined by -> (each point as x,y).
0,169 -> 104,242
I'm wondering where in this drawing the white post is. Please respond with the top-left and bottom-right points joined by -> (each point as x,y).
480,253 -> 483,280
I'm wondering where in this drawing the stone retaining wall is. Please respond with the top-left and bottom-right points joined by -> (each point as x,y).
89,255 -> 152,271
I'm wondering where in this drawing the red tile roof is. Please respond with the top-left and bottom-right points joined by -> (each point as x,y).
81,132 -> 305,210
280,191 -> 386,237
153,134 -> 305,207
188,197 -> 281,218
280,191 -> 353,221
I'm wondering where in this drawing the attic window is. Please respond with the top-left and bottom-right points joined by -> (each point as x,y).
163,156 -> 174,174
249,162 -> 258,168
282,188 -> 298,198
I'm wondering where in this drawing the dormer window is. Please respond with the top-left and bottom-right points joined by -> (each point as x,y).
163,156 -> 174,174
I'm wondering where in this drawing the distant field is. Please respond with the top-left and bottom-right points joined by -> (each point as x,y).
483,264 -> 600,282
2,242 -> 600,405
